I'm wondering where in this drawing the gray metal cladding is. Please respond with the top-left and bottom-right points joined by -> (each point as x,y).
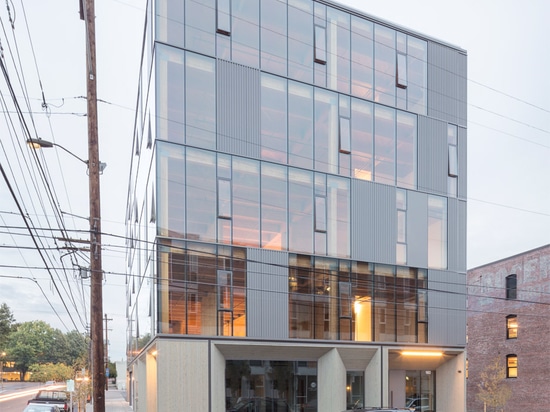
407,191 -> 428,268
457,200 -> 467,273
427,269 -> 466,345
418,116 -> 447,196
247,248 -> 289,339
217,60 -> 261,158
427,42 -> 467,127
351,179 -> 396,264
458,127 -> 467,199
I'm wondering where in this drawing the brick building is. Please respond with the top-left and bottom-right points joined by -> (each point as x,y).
467,244 -> 550,411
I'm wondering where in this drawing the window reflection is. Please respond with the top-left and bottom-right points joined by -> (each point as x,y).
261,163 -> 288,250
351,99 -> 373,181
288,82 -> 314,169
231,0 -> 259,67
351,17 -> 374,100
261,0 -> 287,76
428,196 -> 447,269
288,0 -> 313,83
157,142 -> 185,238
156,45 -> 184,144
374,25 -> 396,106
374,105 -> 396,185
232,158 -> 260,247
327,7 -> 350,94
185,0 -> 215,56
261,74 -> 288,163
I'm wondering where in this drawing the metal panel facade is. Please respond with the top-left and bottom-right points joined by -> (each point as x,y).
351,179 -> 395,264
428,270 -> 467,345
458,127 -> 467,199
427,42 -> 467,127
247,248 -> 289,339
407,191 -> 428,268
418,116 -> 447,196
217,60 -> 261,158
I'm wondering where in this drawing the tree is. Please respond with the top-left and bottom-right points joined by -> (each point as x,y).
28,362 -> 74,382
477,356 -> 512,412
6,320 -> 57,380
0,302 -> 15,349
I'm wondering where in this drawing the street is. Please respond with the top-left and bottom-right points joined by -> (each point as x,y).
0,382 -> 44,412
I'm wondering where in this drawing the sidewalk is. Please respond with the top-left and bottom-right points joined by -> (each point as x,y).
85,387 -> 132,412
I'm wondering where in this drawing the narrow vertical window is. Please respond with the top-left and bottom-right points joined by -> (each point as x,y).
397,53 -> 408,88
339,117 -> 351,154
506,354 -> 518,378
396,189 -> 407,265
448,124 -> 458,197
314,25 -> 327,64
315,196 -> 327,232
506,315 -> 518,339
506,274 -> 517,300
218,179 -> 231,218
428,195 -> 447,269
217,0 -> 231,35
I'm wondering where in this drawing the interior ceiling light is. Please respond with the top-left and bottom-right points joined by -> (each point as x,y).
401,350 -> 444,357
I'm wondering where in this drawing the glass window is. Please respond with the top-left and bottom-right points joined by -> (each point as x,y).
261,0 -> 287,76
315,196 -> 327,232
216,0 -> 231,35
396,267 -> 416,343
218,179 -> 231,218
428,196 -> 447,269
339,117 -> 351,154
289,254 -> 314,338
374,264 -> 396,342
448,145 -> 458,177
225,360 -> 317,412
315,88 -> 339,174
396,111 -> 417,189
288,0 -> 313,83
351,98 -> 373,181
156,0 -> 184,48
157,142 -> 185,238
289,81 -> 314,169
351,16 -> 373,100
507,355 -> 518,378
506,315 -> 518,339
185,0 -> 215,56
156,45 -> 184,144
352,261 -> 373,342
289,169 -> 313,254
327,176 -> 350,258
185,53 -> 216,149
397,53 -> 408,88
186,149 -> 217,242
374,24 -> 396,106
396,189 -> 407,265
407,36 -> 428,115
347,372 -> 364,410
231,0 -> 259,67
232,157 -> 260,247
506,274 -> 517,300
261,74 -> 288,163
374,105 -> 396,185
313,257 -> 339,340
327,8 -> 350,93
261,163 -> 288,250
314,25 -> 327,64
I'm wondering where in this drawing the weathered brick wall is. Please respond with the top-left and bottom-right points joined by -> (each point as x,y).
466,245 -> 550,411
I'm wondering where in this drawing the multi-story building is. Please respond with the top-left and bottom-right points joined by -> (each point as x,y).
125,1 -> 467,411
467,244 -> 550,411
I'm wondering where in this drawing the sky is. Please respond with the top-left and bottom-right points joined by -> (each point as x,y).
0,0 -> 548,362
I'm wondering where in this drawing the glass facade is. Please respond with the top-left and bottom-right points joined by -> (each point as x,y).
128,1 -> 466,410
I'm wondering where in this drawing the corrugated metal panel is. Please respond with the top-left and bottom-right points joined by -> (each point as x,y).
247,248 -> 289,339
351,179 -> 395,264
457,200 -> 467,273
217,60 -> 261,158
418,116 -> 447,196
458,127 -> 467,199
407,191 -> 428,268
427,269 -> 466,346
427,42 -> 467,127
447,198 -> 459,273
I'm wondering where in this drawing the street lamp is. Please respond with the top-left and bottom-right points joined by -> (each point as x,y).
27,138 -> 107,174
28,134 -> 106,411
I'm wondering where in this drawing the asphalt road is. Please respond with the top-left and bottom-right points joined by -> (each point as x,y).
0,382 -> 46,412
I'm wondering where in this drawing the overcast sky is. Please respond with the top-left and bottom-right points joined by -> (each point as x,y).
0,0 -> 548,361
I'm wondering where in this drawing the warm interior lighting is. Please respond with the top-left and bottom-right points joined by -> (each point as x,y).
151,350 -> 158,357
401,350 -> 443,357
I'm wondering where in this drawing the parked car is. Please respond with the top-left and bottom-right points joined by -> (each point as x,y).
405,398 -> 431,411
227,397 -> 291,412
27,390 -> 74,411
342,408 -> 414,412
23,404 -> 62,412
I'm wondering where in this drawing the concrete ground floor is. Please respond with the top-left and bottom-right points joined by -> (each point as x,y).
128,337 -> 465,412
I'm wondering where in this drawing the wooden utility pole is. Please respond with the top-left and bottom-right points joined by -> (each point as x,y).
83,0 -> 105,410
